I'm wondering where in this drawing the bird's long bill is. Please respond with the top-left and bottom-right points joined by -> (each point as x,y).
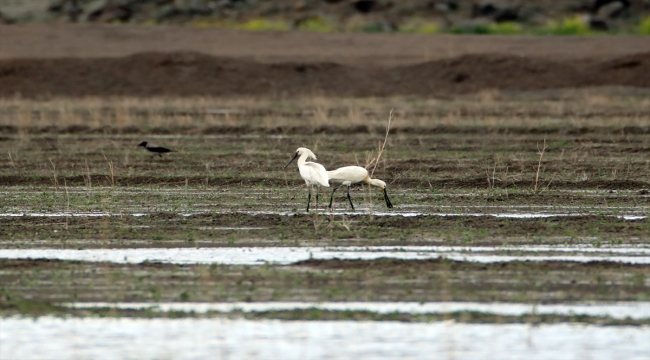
383,188 -> 394,208
283,153 -> 298,169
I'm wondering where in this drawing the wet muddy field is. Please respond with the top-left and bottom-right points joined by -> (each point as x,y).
1,25 -> 649,358
0,94 -> 648,338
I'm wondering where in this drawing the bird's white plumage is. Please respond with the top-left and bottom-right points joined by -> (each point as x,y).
285,147 -> 330,212
300,162 -> 330,187
326,165 -> 392,209
327,166 -> 369,186
292,147 -> 329,187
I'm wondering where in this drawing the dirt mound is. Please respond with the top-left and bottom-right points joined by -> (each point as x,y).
1,51 -> 649,98
392,52 -> 650,93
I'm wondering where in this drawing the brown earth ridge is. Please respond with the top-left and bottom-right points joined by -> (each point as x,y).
1,51 -> 649,98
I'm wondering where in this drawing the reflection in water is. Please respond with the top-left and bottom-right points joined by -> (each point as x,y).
2,317 -> 648,360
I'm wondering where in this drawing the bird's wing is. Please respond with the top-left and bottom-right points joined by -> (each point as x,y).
153,147 -> 171,152
304,162 -> 330,187
327,166 -> 368,183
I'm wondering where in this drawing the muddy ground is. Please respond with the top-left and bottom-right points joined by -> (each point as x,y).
1,26 -> 650,98
1,96 -> 648,319
2,25 -> 648,65
1,258 -> 648,307
1,212 -> 648,246
0,27 -> 648,321
1,94 -> 649,294
2,51 -> 650,98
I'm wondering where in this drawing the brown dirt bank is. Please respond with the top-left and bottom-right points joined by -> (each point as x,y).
2,25 -> 648,65
1,51 -> 649,98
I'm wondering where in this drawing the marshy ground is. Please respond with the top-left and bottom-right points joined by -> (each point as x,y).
0,91 -> 648,324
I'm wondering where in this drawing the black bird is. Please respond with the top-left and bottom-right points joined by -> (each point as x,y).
138,141 -> 172,158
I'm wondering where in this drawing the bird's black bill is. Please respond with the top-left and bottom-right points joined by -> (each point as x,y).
283,153 -> 298,169
383,188 -> 393,208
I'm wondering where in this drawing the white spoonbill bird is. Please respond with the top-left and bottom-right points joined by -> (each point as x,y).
284,147 -> 330,212
327,166 -> 393,210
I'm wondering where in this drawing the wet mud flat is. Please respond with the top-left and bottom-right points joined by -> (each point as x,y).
0,210 -> 648,247
0,93 -> 648,326
1,258 -> 648,318
0,110 -> 648,190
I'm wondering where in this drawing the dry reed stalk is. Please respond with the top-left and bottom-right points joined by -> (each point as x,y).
49,158 -> 58,188
370,109 -> 395,177
7,151 -> 15,169
486,163 -> 498,190
85,159 -> 92,189
103,154 -> 115,188
115,106 -> 128,128
533,138 -> 548,194
63,178 -> 70,230
313,107 -> 328,127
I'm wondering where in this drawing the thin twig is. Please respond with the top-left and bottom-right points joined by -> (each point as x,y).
533,138 -> 548,194
8,151 -> 15,169
103,154 -> 115,188
49,158 -> 58,188
370,109 -> 395,177
85,159 -> 92,189
64,178 -> 70,230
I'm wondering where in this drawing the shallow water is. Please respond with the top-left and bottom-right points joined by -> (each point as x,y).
65,301 -> 650,320
2,317 -> 648,360
1,246 -> 649,265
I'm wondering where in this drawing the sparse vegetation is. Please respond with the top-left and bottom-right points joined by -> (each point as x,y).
0,77 -> 648,323
639,16 -> 650,35
543,16 -> 592,36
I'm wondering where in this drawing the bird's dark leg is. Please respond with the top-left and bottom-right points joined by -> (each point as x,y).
315,186 -> 320,209
346,186 -> 355,210
383,188 -> 393,208
328,186 -> 340,208
306,185 -> 312,212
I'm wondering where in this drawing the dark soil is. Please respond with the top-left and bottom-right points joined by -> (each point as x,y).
2,51 -> 649,98
295,258 -> 650,271
1,258 -> 647,307
1,125 -> 650,136
1,213 -> 647,246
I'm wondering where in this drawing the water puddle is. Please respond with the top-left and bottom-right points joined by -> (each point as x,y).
2,317 -> 648,360
1,246 -> 649,265
65,301 -> 650,320
0,212 -> 112,217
